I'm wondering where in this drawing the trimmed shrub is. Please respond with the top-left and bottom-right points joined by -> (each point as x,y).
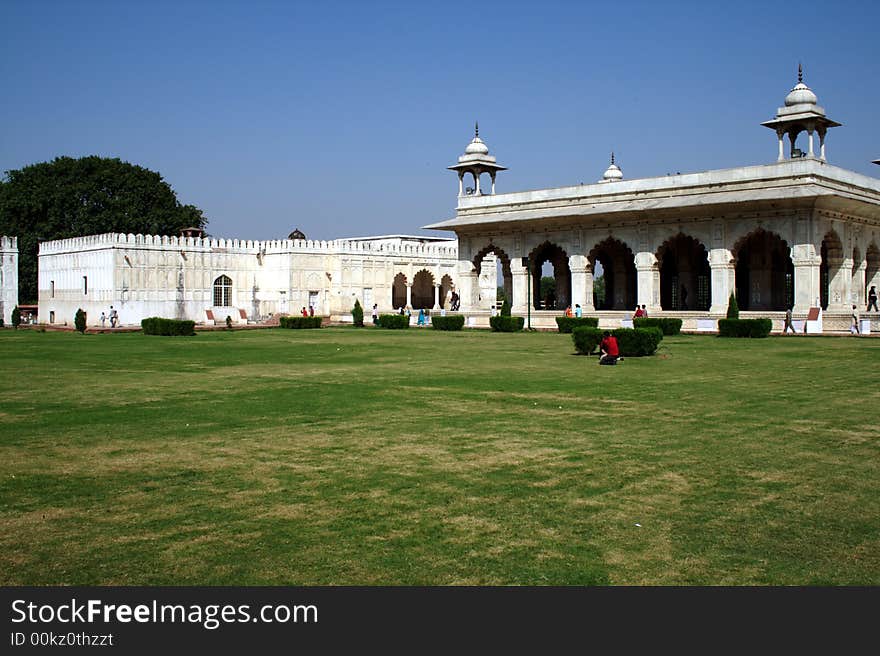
717,318 -> 772,338
431,315 -> 465,331
352,299 -> 364,327
633,317 -> 682,335
571,326 -> 662,356
0,317 -> 4,327
11,306 -> 21,329
74,308 -> 86,334
555,316 -> 599,333
378,313 -> 410,329
726,293 -> 739,319
225,315 -> 233,330
489,315 -> 525,332
500,299 -> 512,317
279,316 -> 322,329
141,317 -> 196,336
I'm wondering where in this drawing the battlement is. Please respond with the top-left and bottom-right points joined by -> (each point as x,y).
38,232 -> 459,258
0,236 -> 18,250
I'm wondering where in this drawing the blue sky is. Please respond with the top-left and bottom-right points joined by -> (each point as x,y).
2,0 -> 879,240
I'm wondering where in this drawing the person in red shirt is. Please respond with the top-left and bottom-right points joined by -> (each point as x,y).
599,331 -> 619,365
301,306 -> 308,317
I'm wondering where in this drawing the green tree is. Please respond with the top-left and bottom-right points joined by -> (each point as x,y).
11,305 -> 21,329
593,275 -> 606,308
352,299 -> 364,327
726,293 -> 739,319
500,299 -> 511,317
540,276 -> 556,308
74,308 -> 86,334
0,156 -> 208,303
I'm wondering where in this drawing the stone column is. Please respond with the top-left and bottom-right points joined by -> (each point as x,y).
635,251 -> 659,313
457,265 -> 478,312
839,257 -> 854,309
511,260 -> 529,314
569,255 -> 589,313
852,260 -> 866,307
433,284 -> 440,310
708,248 -> 735,315
490,172 -> 497,194
819,127 -> 827,161
776,128 -> 785,162
807,128 -> 815,157
791,244 -> 821,314
827,258 -> 850,312
474,172 -> 481,195
405,283 -> 412,309
458,172 -> 464,197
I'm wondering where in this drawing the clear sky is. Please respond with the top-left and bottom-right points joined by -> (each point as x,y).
2,0 -> 879,241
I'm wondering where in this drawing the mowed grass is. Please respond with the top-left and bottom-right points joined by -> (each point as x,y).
1,327 -> 878,585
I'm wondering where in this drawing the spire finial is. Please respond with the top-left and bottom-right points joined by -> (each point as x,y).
475,121 -> 479,138
798,62 -> 803,83
611,151 -> 615,165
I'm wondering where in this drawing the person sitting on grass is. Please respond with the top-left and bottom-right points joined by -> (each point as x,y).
599,331 -> 620,366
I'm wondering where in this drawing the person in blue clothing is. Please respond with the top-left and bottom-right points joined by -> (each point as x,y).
417,308 -> 426,326
574,304 -> 582,318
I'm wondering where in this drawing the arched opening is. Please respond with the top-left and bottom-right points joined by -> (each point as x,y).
820,231 -> 844,310
588,238 -> 636,310
657,234 -> 710,311
213,275 -> 232,307
440,274 -> 454,309
392,273 -> 407,310
411,269 -> 434,309
865,243 -> 880,308
733,229 -> 793,311
473,245 -> 512,310
529,241 -> 570,310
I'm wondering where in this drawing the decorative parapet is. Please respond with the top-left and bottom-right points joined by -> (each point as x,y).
0,236 -> 18,250
38,232 -> 459,259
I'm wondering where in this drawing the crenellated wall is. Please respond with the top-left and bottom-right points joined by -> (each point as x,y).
38,233 -> 459,326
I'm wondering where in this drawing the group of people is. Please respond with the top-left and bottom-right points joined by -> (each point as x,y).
632,305 -> 648,319
99,306 -> 119,328
300,306 -> 315,317
562,304 -> 584,318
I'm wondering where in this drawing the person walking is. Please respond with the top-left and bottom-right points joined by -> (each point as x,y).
851,305 -> 861,335
371,304 -> 379,325
783,307 -> 796,334
100,312 -> 107,328
868,286 -> 878,312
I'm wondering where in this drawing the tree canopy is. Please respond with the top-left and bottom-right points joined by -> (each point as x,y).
0,156 -> 208,303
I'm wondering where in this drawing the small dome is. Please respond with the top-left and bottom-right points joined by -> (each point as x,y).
785,82 -> 817,107
599,153 -> 623,182
288,228 -> 306,240
465,136 -> 490,155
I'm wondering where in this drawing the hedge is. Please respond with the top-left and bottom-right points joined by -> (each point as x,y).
555,316 -> 599,333
378,314 -> 410,329
633,317 -> 682,335
279,316 -> 322,329
717,318 -> 772,338
142,317 -> 196,336
489,316 -> 525,332
572,326 -> 663,356
431,315 -> 465,331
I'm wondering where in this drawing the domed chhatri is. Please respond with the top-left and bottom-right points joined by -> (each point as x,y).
288,228 -> 306,240
784,64 -> 818,107
448,122 -> 507,197
599,152 -> 623,183
762,64 -> 841,162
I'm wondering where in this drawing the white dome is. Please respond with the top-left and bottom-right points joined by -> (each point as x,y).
465,136 -> 490,155
785,82 -> 817,107
600,153 -> 623,182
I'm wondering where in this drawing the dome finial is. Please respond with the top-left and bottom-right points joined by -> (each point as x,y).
475,121 -> 479,138
798,62 -> 803,83
611,151 -> 615,165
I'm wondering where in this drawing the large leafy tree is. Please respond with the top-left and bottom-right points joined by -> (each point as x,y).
0,156 -> 208,303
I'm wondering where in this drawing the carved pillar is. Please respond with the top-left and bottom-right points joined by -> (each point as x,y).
708,248 -> 735,315
405,283 -> 412,308
433,284 -> 440,310
635,251 -> 659,313
791,244 -> 821,314
569,255 -> 589,313
457,265 -> 478,312
511,260 -> 529,314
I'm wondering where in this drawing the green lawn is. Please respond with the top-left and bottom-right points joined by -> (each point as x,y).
1,327 -> 878,585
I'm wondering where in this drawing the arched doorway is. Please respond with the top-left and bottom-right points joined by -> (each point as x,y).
529,241 -> 570,310
392,273 -> 407,310
440,274 -> 454,309
657,234 -> 710,311
820,231 -> 844,310
866,243 -> 880,305
733,229 -> 793,311
588,238 -> 636,310
473,245 -> 513,310
411,269 -> 434,309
